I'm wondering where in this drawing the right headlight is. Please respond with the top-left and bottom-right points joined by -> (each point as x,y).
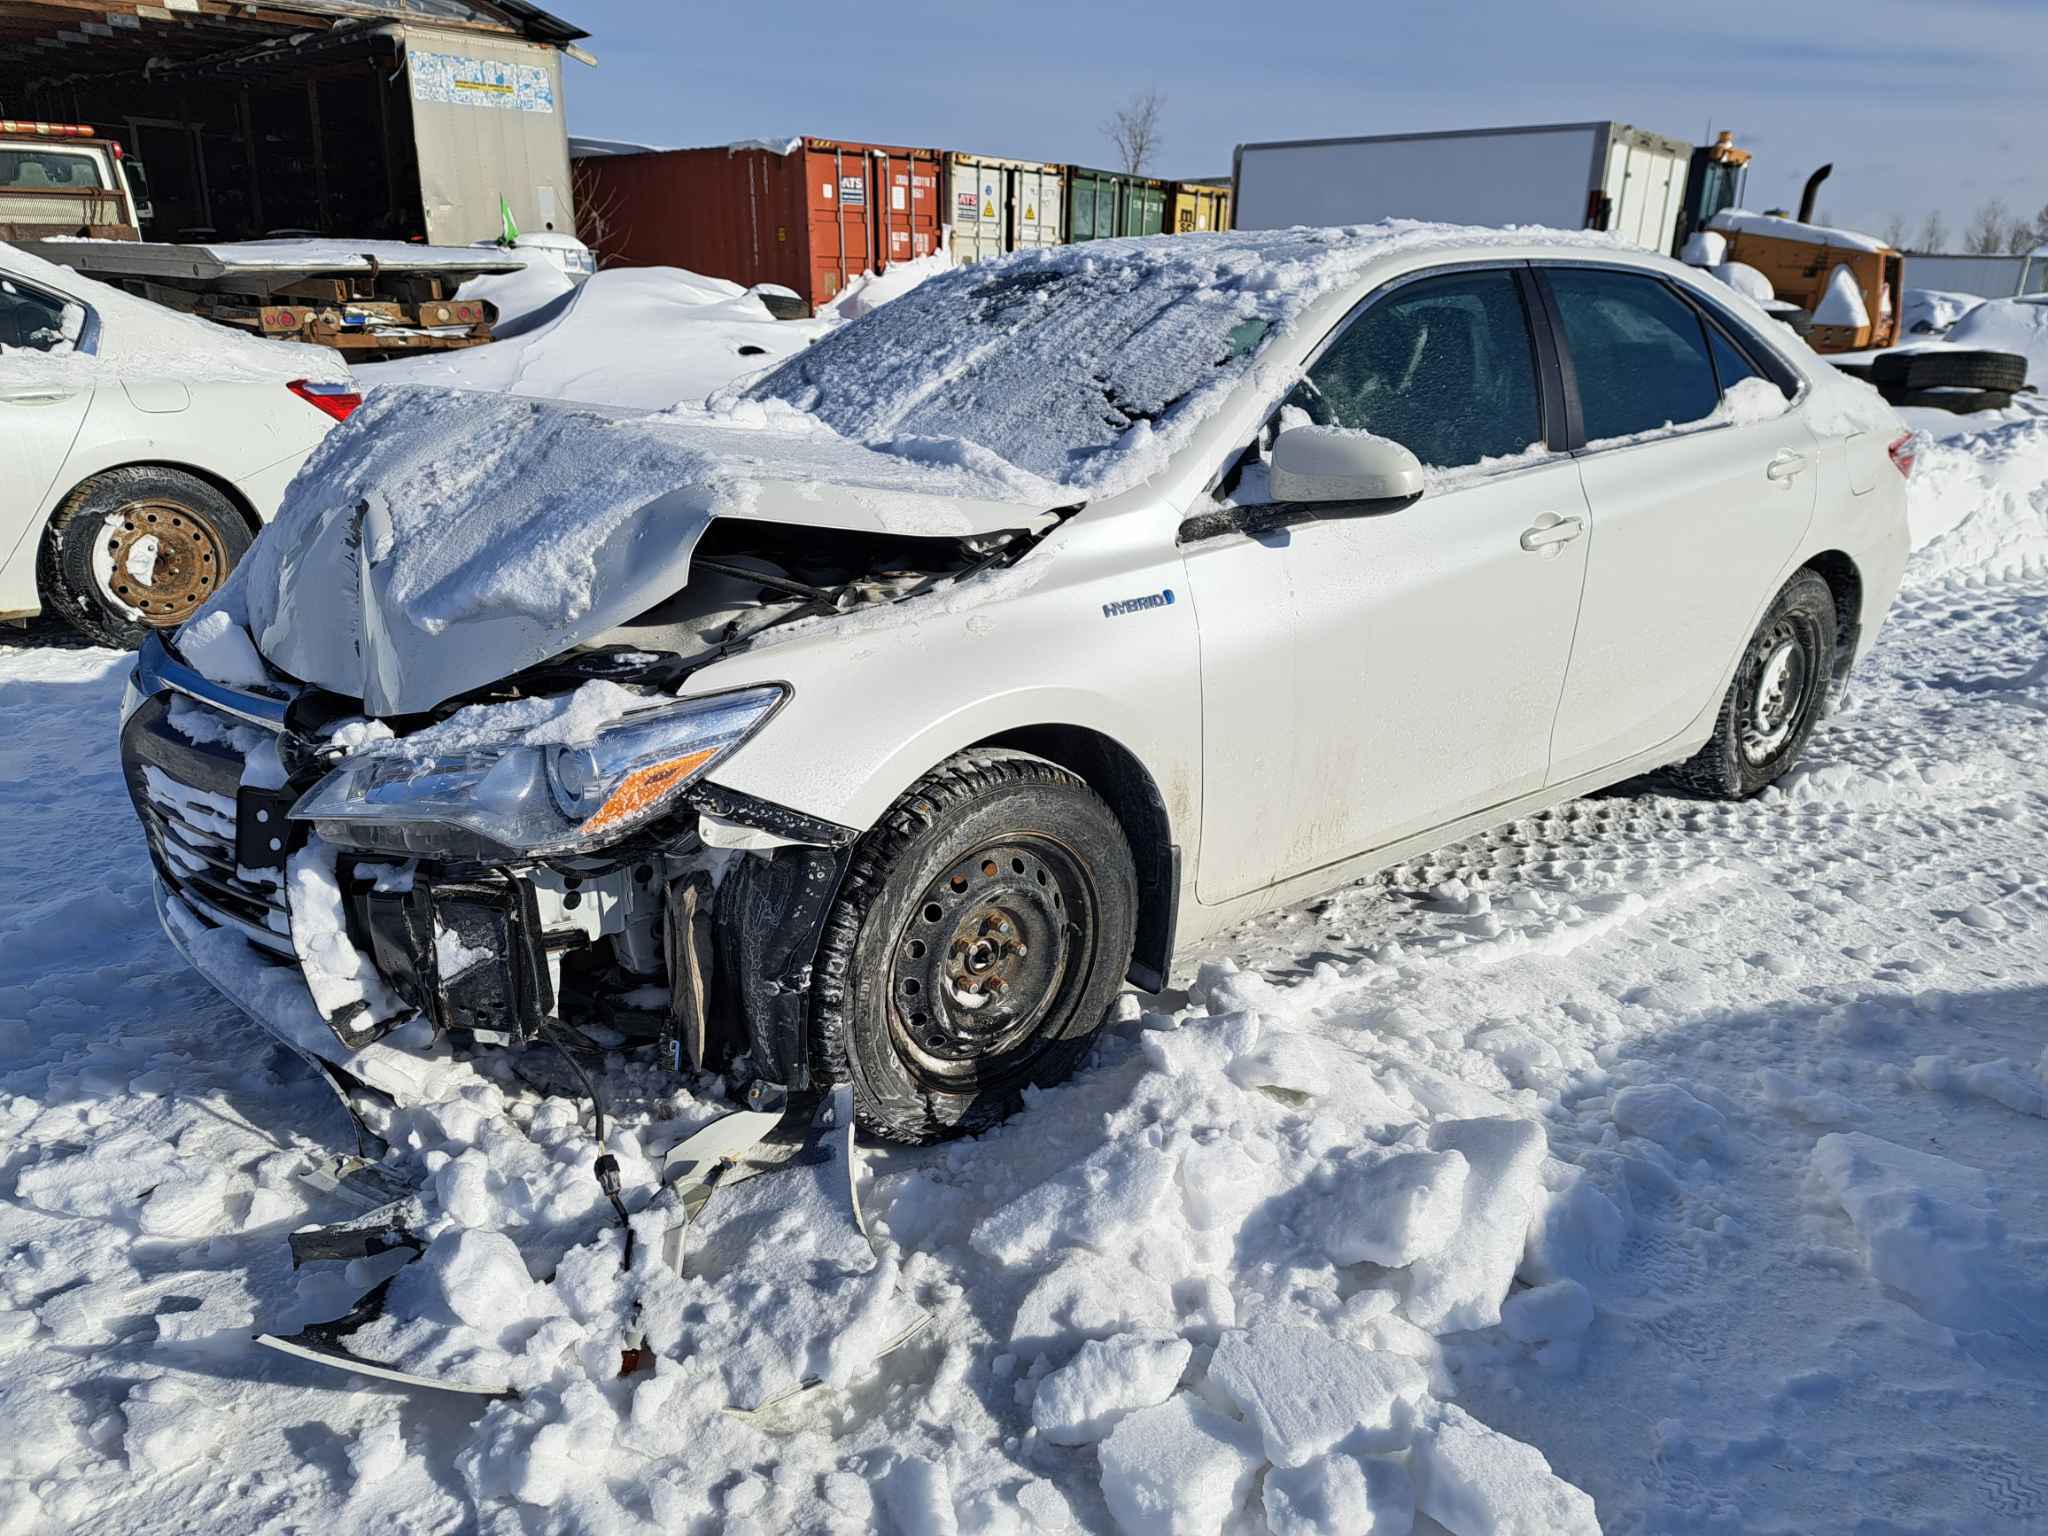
291,684 -> 786,857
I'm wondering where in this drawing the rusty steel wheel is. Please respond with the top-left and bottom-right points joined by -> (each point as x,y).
886,836 -> 1098,1096
40,466 -> 254,650
98,498 -> 231,627
812,751 -> 1138,1143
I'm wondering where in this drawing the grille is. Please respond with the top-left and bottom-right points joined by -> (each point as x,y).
123,694 -> 295,955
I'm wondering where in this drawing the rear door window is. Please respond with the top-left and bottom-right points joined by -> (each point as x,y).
1289,269 -> 1545,470
1546,268 -> 1722,442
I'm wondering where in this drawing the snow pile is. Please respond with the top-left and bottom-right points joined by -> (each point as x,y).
821,244 -> 954,320
1813,264 -> 1871,329
1709,260 -> 1775,305
1902,288 -> 1985,336
0,239 -> 348,386
1680,230 -> 1727,267
1808,1133 -> 2047,1340
362,266 -> 828,410
1944,297 -> 2047,388
749,220 -> 1631,499
1902,409 -> 2048,578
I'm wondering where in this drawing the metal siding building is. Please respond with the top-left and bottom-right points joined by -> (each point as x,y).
0,0 -> 585,245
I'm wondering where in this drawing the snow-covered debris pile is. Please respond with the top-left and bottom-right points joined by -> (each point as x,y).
747,220 -> 1627,499
1943,297 -> 2047,387
362,265 -> 828,409
1902,288 -> 1985,336
1813,264 -> 1871,329
0,239 -> 347,385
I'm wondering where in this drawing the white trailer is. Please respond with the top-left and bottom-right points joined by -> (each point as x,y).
1232,121 -> 1695,253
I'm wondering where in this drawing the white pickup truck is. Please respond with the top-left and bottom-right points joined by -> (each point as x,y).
0,119 -> 149,241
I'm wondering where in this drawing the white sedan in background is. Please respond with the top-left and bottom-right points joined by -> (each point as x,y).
0,243 -> 356,647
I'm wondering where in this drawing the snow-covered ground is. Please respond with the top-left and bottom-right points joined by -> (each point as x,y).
5,396 -> 2048,1534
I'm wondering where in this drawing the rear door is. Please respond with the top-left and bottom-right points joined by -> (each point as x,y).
1539,264 -> 1817,782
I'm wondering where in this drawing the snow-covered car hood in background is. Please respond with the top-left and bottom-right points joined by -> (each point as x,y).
222,384 -> 1061,714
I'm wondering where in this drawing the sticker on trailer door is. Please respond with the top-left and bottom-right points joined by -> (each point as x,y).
957,190 -> 981,219
891,184 -> 905,210
982,181 -> 996,218
409,50 -> 555,113
839,176 -> 866,207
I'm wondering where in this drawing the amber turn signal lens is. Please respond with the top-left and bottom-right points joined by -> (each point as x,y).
577,748 -> 718,836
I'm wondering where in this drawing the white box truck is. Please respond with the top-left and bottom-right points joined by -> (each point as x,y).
1232,121 -> 1696,253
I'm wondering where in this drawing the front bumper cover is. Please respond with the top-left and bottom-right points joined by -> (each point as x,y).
124,632 -> 856,1090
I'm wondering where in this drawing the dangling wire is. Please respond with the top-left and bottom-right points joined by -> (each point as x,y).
539,1017 -> 635,1270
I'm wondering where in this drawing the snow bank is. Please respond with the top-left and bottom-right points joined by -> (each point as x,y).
361,266 -> 828,410
0,240 -> 348,386
1903,409 -> 2048,579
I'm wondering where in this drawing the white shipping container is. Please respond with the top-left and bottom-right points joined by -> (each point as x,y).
1232,121 -> 1693,254
946,153 -> 1063,266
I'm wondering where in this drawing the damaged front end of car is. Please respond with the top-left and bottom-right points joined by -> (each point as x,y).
120,514 -> 1039,1103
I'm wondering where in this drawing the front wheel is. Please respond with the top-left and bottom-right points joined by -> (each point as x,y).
38,466 -> 253,649
811,751 -> 1138,1143
1668,569 -> 1837,798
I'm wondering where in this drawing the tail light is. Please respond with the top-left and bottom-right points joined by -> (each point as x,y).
288,378 -> 362,423
1888,432 -> 1917,479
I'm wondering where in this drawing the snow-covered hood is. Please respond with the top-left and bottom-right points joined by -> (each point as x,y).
227,385 -> 1059,714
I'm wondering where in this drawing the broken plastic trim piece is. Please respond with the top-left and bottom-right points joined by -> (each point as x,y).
256,1276 -> 517,1399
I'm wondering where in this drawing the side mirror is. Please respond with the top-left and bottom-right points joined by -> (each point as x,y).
1270,425 -> 1425,506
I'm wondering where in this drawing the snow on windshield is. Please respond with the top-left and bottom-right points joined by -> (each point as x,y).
746,222 -> 1624,498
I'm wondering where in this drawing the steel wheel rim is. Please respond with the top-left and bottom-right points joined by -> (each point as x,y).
99,499 -> 228,627
1737,615 -> 1816,764
888,835 -> 1098,1094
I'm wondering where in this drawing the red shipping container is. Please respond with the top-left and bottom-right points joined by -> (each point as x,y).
578,137 -> 943,315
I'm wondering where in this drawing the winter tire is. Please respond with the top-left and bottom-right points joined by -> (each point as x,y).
1883,386 -> 2014,415
1872,349 -> 2027,394
39,466 -> 253,649
811,750 -> 1138,1143
1667,569 -> 1837,799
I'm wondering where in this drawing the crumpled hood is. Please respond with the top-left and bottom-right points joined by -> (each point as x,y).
231,385 -> 1059,714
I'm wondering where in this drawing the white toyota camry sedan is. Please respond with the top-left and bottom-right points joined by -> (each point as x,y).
1,242 -> 355,647
129,224 -> 1911,1143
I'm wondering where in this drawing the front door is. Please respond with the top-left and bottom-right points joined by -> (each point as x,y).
1185,266 -> 1591,901
1539,266 -> 1819,781
0,273 -> 92,576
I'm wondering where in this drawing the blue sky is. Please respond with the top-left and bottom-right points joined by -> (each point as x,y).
553,0 -> 2045,244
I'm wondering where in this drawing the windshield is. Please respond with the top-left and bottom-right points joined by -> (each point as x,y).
746,242 -> 1288,496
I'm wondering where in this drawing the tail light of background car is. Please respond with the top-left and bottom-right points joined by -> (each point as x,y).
288,378 -> 362,423
1889,432 -> 1917,478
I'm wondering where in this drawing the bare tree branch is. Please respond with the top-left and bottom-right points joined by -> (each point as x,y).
1965,197 -> 2011,256
1916,210 -> 1949,254
1881,213 -> 1908,249
1102,88 -> 1165,177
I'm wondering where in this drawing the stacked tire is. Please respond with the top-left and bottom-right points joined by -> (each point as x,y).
1869,349 -> 2028,414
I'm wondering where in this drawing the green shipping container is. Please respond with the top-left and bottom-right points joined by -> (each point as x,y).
1064,165 -> 1168,242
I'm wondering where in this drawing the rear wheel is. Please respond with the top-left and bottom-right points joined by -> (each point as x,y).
1667,570 -> 1837,799
811,751 -> 1137,1143
39,466 -> 252,648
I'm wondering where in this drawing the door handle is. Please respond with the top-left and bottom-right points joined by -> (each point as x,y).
1519,513 -> 1585,553
1766,449 -> 1809,483
0,388 -> 79,406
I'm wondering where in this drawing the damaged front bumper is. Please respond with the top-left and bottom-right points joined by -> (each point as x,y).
123,630 -> 855,1094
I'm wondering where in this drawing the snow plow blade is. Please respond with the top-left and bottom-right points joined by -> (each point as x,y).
255,1092 -> 929,1408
